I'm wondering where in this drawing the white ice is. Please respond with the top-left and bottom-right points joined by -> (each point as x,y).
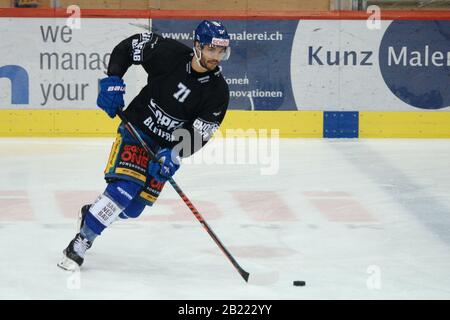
0,137 -> 450,299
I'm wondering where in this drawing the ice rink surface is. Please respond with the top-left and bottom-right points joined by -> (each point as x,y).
1,137 -> 450,299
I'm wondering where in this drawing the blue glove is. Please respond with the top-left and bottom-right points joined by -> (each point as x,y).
97,76 -> 126,118
148,148 -> 181,183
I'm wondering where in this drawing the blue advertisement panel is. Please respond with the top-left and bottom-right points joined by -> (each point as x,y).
379,21 -> 450,110
152,19 -> 299,110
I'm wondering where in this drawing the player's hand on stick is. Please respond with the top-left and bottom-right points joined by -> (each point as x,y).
148,148 -> 181,182
97,76 -> 126,118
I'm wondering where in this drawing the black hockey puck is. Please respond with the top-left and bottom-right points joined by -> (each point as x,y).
293,280 -> 306,286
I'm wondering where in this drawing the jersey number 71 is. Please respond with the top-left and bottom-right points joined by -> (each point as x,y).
173,82 -> 191,103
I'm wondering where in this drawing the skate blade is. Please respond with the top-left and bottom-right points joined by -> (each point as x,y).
57,256 -> 80,272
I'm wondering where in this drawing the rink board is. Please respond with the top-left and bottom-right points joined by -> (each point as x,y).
0,110 -> 323,138
2,109 -> 450,138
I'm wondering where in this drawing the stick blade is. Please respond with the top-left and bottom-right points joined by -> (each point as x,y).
241,270 -> 250,282
247,271 -> 279,286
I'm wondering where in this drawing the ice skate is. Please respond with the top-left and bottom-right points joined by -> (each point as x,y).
57,233 -> 92,271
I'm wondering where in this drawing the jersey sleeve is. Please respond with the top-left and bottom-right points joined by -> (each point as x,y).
172,84 -> 230,158
107,32 -> 162,77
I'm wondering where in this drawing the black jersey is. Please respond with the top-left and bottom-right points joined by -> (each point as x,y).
107,32 -> 229,157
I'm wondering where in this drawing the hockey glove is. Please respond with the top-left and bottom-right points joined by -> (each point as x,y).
97,76 -> 126,118
148,148 -> 181,183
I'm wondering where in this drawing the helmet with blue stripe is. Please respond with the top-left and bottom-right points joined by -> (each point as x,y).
194,20 -> 231,60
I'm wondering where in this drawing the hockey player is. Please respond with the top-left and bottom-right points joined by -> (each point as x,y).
58,20 -> 231,271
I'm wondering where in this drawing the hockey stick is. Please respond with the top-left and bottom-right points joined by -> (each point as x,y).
117,111 -> 250,283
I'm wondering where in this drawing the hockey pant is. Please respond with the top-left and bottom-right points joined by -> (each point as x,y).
85,123 -> 167,236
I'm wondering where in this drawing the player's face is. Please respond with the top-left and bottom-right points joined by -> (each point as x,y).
200,45 -> 227,71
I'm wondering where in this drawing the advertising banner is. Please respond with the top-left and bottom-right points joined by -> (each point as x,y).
0,17 -> 149,109
291,20 -> 450,111
0,16 -> 449,111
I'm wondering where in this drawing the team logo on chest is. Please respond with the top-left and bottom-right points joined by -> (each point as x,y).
143,99 -> 186,142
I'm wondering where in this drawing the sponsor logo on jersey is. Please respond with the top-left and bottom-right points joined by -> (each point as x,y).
132,32 -> 154,62
214,66 -> 222,76
149,178 -> 164,192
143,99 -> 186,141
120,144 -> 149,168
150,37 -> 158,49
197,75 -> 210,83
116,187 -> 133,200
148,99 -> 185,130
193,118 -> 219,140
